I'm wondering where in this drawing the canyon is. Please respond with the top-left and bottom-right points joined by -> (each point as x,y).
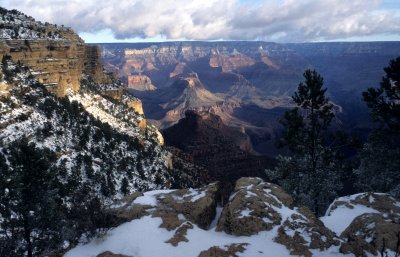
98,41 -> 400,155
1,6 -> 399,257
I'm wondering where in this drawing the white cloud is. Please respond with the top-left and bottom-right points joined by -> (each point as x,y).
1,0 -> 400,42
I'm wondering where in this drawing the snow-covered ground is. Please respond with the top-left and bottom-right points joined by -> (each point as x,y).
65,215 -> 307,257
64,189 -> 357,257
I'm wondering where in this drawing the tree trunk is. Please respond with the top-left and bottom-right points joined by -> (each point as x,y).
23,216 -> 32,257
310,105 -> 316,175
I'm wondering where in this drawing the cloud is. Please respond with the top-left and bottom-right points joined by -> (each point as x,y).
1,0 -> 400,42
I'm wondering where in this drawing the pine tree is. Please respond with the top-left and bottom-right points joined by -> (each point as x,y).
121,177 -> 129,195
278,69 -> 334,173
356,57 -> 400,197
267,69 -> 342,215
362,57 -> 400,132
0,138 -> 59,257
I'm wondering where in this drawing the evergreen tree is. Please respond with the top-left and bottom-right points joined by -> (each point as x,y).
356,57 -> 400,197
362,57 -> 400,131
267,69 -> 342,215
120,177 -> 129,195
0,138 -> 59,257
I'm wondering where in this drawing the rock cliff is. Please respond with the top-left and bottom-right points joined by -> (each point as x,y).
0,8 -> 109,97
128,74 -> 157,91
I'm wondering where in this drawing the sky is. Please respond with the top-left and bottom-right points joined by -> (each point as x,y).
1,0 -> 399,43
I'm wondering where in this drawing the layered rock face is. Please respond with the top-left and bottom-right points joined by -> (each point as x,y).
98,42 -> 304,155
0,39 -> 85,96
128,74 -> 157,91
0,9 -> 109,97
0,40 -> 107,96
0,40 -> 111,97
85,45 -> 111,84
0,7 -> 160,147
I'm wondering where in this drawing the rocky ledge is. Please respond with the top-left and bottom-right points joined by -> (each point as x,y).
65,178 -> 400,257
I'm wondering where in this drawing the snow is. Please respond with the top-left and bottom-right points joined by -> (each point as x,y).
65,215 -> 291,257
0,9 -> 66,40
320,193 -> 391,236
320,204 -> 380,236
182,188 -> 206,202
209,206 -> 223,229
65,183 -> 361,257
238,208 -> 252,218
65,210 -> 355,257
67,91 -> 145,139
246,191 -> 258,198
133,190 -> 175,206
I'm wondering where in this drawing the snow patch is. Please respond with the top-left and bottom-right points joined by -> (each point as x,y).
320,204 -> 380,236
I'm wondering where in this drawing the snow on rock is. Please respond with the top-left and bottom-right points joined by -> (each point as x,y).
108,182 -> 220,230
322,192 -> 400,257
66,178 -> 354,257
67,90 -> 143,139
217,177 -> 340,257
133,190 -> 176,206
0,7 -> 69,40
321,192 -> 399,236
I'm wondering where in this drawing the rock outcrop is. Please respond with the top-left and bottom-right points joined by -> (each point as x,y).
322,193 -> 400,257
340,213 -> 400,257
66,177 -> 400,257
128,74 -> 157,91
0,8 -> 109,97
217,177 -> 339,257
209,48 -> 256,72
107,182 -> 220,230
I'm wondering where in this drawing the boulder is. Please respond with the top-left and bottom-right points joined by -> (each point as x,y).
276,207 -> 340,257
217,177 -> 340,256
322,192 -> 400,257
326,193 -> 400,219
217,177 -> 285,235
106,192 -> 151,227
107,182 -> 220,230
155,182 -> 220,229
340,213 -> 400,257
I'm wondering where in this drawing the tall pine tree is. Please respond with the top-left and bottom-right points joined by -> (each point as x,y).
267,69 -> 342,215
356,57 -> 400,197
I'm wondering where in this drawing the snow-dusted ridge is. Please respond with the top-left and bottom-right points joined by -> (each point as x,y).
0,7 -> 72,40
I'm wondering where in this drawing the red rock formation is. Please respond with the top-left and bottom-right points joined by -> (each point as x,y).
0,38 -> 107,97
128,75 -> 156,91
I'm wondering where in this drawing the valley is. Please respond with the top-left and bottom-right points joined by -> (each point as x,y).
98,41 -> 400,155
1,5 -> 400,257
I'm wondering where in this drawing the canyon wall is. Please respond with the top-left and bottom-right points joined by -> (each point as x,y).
128,74 -> 156,91
0,37 -> 108,97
